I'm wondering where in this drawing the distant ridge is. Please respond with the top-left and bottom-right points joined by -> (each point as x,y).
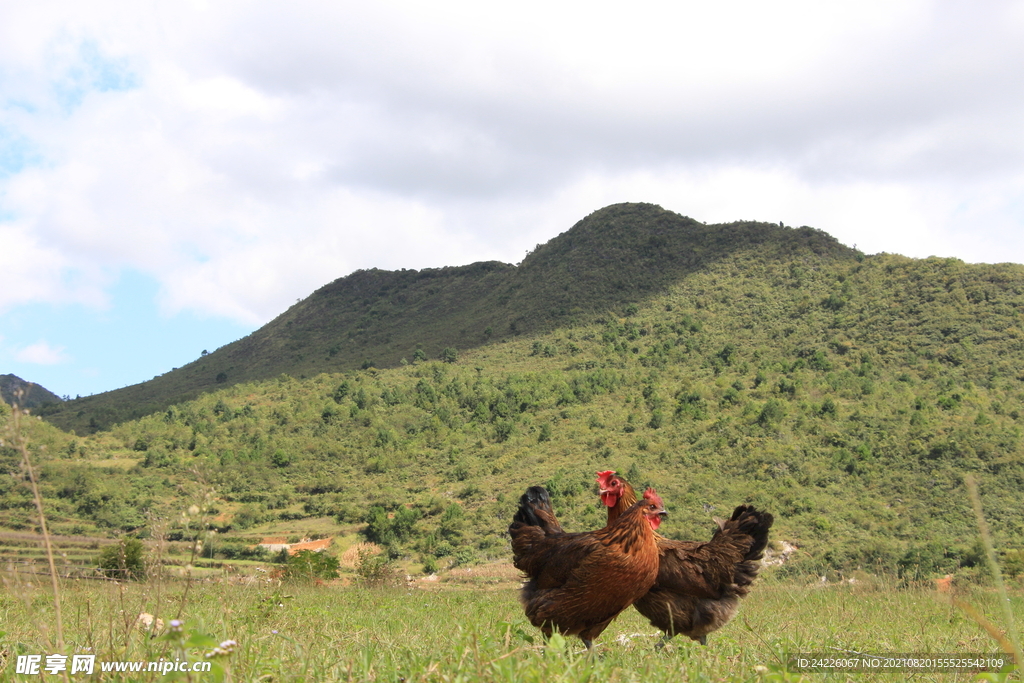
39,203 -> 857,433
0,374 -> 63,410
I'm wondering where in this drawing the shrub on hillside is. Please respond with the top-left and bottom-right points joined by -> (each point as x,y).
281,550 -> 339,582
1003,549 -> 1024,578
356,548 -> 400,588
98,537 -> 147,581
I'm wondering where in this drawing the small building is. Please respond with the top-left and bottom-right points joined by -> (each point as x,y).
287,537 -> 333,556
256,536 -> 333,555
258,536 -> 291,553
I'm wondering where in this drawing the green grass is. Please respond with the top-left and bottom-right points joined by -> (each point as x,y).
0,574 -> 1019,681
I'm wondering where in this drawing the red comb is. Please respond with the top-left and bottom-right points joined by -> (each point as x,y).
642,487 -> 663,507
595,470 -> 616,486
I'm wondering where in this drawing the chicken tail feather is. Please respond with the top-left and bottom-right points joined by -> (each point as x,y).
513,486 -> 563,534
719,505 -> 774,589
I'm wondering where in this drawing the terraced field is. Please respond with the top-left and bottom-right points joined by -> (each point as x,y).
0,531 -> 114,580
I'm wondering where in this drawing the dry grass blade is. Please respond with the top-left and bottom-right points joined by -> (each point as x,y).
950,597 -> 1018,656
8,396 -> 65,650
963,474 -> 1023,668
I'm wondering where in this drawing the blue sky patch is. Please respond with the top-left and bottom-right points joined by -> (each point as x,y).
52,40 -> 140,112
0,269 -> 254,399
0,125 -> 42,178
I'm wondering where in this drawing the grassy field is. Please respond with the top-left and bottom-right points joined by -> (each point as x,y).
1,564 -> 1020,682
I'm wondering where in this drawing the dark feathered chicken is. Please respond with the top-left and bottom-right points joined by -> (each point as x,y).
595,470 -> 773,647
509,485 -> 666,649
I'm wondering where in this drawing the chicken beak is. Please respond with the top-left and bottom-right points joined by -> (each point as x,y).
648,509 -> 667,531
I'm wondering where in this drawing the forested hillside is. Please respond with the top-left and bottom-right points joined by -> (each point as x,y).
4,204 -> 1024,579
39,203 -> 854,434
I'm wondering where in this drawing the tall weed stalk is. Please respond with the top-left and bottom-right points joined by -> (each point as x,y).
4,396 -> 64,650
175,476 -> 216,620
964,473 -> 1022,668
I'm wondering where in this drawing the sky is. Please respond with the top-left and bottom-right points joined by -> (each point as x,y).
2,0 -> 1024,400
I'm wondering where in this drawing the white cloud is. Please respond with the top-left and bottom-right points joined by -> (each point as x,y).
15,340 -> 70,365
1,0 -> 1023,332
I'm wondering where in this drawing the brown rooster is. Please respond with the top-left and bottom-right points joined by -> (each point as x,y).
595,470 -> 773,647
509,484 -> 666,649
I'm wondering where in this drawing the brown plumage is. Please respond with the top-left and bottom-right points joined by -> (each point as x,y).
595,471 -> 773,647
509,485 -> 666,649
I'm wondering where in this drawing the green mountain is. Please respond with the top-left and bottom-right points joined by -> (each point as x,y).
0,374 -> 62,410
7,202 -> 1024,579
41,203 -> 853,434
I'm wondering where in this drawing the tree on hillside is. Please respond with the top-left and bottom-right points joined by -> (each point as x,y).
98,537 -> 147,580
